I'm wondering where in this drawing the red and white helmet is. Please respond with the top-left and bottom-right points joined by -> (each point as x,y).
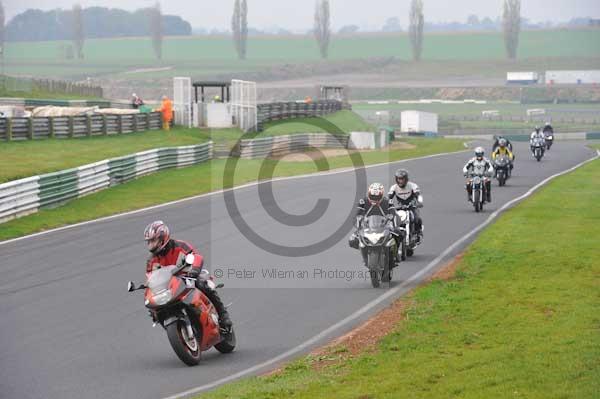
367,183 -> 385,205
144,221 -> 170,254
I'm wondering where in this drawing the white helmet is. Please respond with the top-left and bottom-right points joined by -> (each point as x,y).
367,183 -> 385,205
475,147 -> 485,160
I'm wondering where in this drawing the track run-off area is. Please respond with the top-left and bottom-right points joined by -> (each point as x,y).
0,141 -> 596,399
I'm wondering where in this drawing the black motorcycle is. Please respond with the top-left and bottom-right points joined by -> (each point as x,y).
356,214 -> 398,288
544,131 -> 554,150
494,154 -> 511,187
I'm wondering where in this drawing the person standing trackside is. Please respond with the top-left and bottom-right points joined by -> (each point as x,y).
156,96 -> 173,131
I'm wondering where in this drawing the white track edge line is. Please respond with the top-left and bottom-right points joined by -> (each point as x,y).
0,149 -> 469,247
161,148 -> 599,399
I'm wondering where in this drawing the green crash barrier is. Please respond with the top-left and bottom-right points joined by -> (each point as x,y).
38,169 -> 79,208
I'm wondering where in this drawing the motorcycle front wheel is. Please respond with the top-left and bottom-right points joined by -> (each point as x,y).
474,190 -> 481,213
367,251 -> 384,288
166,320 -> 202,366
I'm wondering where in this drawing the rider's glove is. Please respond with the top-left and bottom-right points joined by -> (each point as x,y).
187,268 -> 200,279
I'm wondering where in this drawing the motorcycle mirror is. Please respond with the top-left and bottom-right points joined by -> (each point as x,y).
127,281 -> 135,292
185,253 -> 196,265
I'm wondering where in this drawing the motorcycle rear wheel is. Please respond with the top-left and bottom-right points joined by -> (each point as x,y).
166,320 -> 202,366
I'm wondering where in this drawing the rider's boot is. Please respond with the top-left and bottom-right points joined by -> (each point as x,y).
204,287 -> 232,329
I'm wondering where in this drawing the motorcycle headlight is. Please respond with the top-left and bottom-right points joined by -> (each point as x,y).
364,232 -> 384,244
152,289 -> 173,306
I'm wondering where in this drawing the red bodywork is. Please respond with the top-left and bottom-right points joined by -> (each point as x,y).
145,272 -> 221,351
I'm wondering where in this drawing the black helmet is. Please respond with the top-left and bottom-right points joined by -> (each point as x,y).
395,169 -> 409,188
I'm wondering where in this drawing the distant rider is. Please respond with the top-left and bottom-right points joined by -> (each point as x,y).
491,138 -> 514,176
543,122 -> 554,136
492,135 -> 514,153
144,221 -> 232,329
530,127 -> 545,156
463,147 -> 494,203
388,169 -> 424,242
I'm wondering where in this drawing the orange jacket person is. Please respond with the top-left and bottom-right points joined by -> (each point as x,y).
156,96 -> 173,131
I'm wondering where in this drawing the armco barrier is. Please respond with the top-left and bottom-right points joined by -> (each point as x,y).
586,132 -> 600,140
238,133 -> 349,159
256,101 -> 347,131
0,142 -> 213,223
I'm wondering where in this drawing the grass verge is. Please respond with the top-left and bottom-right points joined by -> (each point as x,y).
0,138 -> 464,241
0,127 -> 209,183
193,155 -> 600,398
0,111 -> 371,183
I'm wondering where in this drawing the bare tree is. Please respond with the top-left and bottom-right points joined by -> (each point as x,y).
72,4 -> 85,59
241,0 -> 248,59
231,0 -> 241,58
0,1 -> 4,54
503,0 -> 521,59
150,2 -> 163,60
314,0 -> 331,59
409,0 -> 424,61
232,0 -> 248,59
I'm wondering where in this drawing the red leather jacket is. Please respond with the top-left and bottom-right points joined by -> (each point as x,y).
146,239 -> 204,277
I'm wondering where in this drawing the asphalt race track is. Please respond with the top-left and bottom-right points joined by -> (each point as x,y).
0,141 -> 595,399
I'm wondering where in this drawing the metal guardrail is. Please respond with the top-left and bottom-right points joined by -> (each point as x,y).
256,100 -> 348,131
0,112 -> 162,141
0,142 -> 213,223
238,133 -> 350,159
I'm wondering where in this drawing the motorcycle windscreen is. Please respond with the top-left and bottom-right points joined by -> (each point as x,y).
363,215 -> 387,232
147,266 -> 177,294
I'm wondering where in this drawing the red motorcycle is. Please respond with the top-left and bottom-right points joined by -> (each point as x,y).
127,254 -> 236,366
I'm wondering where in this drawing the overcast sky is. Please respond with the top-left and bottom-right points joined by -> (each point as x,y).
4,0 -> 600,31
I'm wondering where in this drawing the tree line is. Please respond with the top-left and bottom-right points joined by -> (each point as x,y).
238,0 -> 522,61
3,5 -> 191,42
0,0 -> 524,62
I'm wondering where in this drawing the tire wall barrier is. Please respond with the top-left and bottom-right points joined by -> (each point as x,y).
0,112 -> 162,141
0,142 -> 213,224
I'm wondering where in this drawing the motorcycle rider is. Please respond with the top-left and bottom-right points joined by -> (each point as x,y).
530,126 -> 545,156
491,138 -> 514,177
463,147 -> 494,203
349,183 -> 396,249
543,122 -> 554,136
492,135 -> 514,153
144,221 -> 232,329
388,169 -> 424,242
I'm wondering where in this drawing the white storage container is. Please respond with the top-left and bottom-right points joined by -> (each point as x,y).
506,72 -> 539,84
400,111 -> 438,134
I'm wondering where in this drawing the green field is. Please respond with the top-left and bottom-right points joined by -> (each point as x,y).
5,30 -> 600,80
195,152 -> 600,399
0,138 -> 465,241
0,110 -> 371,183
354,102 -> 600,132
353,102 -> 600,116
